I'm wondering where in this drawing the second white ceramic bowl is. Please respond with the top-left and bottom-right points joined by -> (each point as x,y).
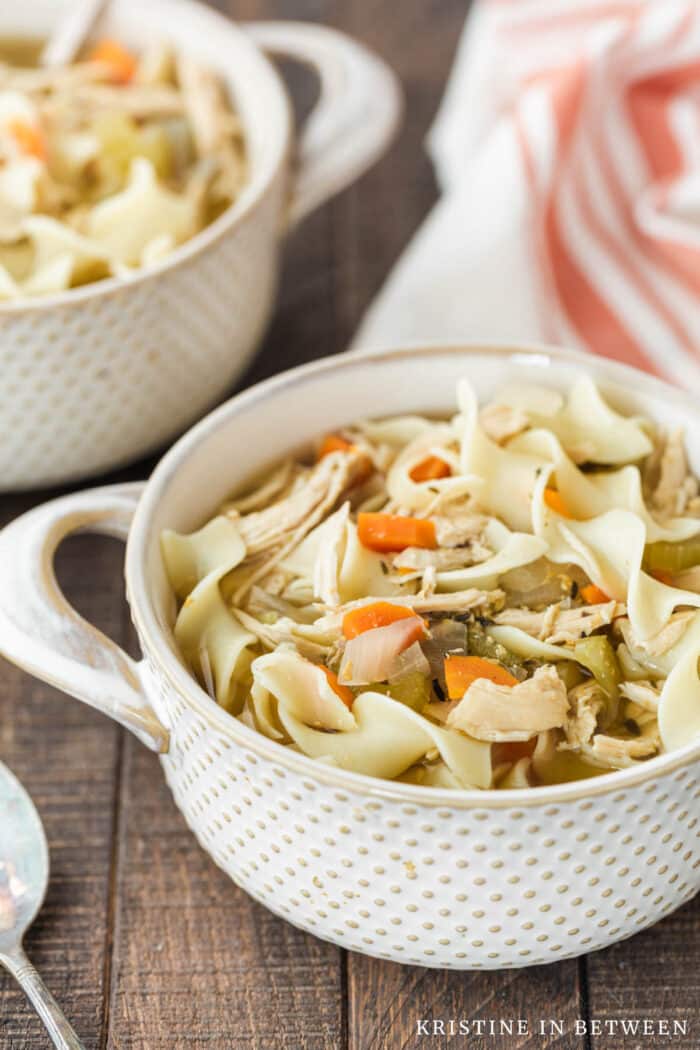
0,344 -> 699,969
0,0 -> 401,490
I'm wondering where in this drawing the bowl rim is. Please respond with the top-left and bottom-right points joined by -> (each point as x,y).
127,341 -> 700,809
0,0 -> 292,316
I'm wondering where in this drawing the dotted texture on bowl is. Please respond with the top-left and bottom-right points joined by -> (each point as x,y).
0,178 -> 283,490
150,660 -> 700,970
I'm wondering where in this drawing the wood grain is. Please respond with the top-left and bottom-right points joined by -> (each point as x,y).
348,955 -> 583,1050
584,895 -> 700,1049
1,1 -> 699,1048
106,735 -> 343,1050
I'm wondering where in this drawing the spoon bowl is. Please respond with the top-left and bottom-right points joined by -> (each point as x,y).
0,762 -> 49,952
0,760 -> 85,1049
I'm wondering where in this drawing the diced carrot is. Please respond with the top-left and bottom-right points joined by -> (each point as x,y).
321,666 -> 354,709
409,455 -> 452,483
318,433 -> 354,459
580,583 -> 610,604
342,601 -> 425,641
652,569 -> 675,587
492,738 -> 536,767
358,512 -> 436,553
543,487 -> 573,518
444,655 -> 518,700
8,120 -> 45,160
89,38 -> 137,84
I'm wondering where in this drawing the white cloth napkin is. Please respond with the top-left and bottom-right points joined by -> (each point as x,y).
353,0 -> 700,391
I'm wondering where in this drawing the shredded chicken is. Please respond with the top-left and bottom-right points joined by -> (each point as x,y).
415,484 -> 481,521
392,545 -> 489,571
588,729 -> 660,767
403,588 -> 504,615
559,679 -> 604,751
243,585 -> 316,625
236,452 -> 361,556
175,55 -> 237,155
343,431 -> 395,474
417,565 -> 438,598
446,665 -> 569,742
312,503 -> 350,607
225,461 -> 298,515
0,61 -> 107,94
253,568 -> 292,598
493,600 -> 626,644
531,729 -> 559,775
232,451 -> 365,602
315,588 -> 504,633
432,513 -> 489,549
480,402 -> 529,444
621,609 -> 696,658
651,428 -> 699,519
234,609 -> 331,661
347,469 -> 388,512
52,83 -> 185,118
619,680 -> 660,711
136,43 -> 176,87
174,51 -> 246,201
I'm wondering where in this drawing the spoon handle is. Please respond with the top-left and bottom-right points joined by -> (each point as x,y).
1,947 -> 86,1050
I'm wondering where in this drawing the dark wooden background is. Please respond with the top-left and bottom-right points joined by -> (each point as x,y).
2,1 -> 699,1047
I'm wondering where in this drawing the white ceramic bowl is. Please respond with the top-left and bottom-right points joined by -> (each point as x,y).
0,0 -> 401,490
1,344 -> 699,970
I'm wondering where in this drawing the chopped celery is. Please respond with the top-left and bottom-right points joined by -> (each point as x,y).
93,112 -> 138,181
390,671 -> 431,711
467,622 -> 527,679
573,637 -> 620,698
555,660 -> 585,692
643,535 -> 700,574
93,112 -> 172,182
573,635 -> 620,724
160,116 -> 195,175
138,124 -> 172,179
367,672 -> 430,712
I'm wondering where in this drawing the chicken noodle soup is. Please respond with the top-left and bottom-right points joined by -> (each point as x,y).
161,378 -> 700,791
0,36 -> 245,299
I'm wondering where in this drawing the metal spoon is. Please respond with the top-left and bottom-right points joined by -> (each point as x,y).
0,761 -> 85,1049
40,0 -> 109,68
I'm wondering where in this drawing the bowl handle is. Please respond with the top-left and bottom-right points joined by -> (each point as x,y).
244,21 -> 402,228
0,483 -> 169,754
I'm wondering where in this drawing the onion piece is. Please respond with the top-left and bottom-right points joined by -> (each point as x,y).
389,641 -> 431,682
421,618 -> 467,683
339,616 -> 426,686
501,558 -> 587,607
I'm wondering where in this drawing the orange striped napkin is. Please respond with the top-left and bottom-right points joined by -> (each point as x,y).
355,0 -> 700,389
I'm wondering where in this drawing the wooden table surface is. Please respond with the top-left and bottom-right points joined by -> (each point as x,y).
2,2 -> 699,1047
